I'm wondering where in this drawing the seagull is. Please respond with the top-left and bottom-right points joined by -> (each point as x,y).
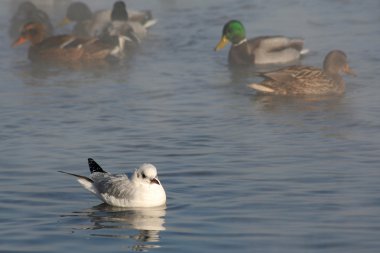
59,158 -> 166,208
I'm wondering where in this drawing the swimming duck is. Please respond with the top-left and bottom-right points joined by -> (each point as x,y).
247,50 -> 356,95
9,1 -> 54,40
102,1 -> 156,44
214,20 -> 308,66
60,1 -> 155,38
12,22 -> 125,63
59,1 -> 111,37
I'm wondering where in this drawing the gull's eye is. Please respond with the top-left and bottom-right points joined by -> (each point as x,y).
141,173 -> 147,179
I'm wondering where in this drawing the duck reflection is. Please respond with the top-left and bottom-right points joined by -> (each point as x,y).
249,92 -> 354,140
63,204 -> 166,250
251,92 -> 345,114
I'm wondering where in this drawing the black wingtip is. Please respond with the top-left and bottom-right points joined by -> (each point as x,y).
88,158 -> 107,174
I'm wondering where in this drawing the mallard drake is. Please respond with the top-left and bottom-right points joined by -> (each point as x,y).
12,22 -> 125,63
247,50 -> 356,95
60,1 -> 155,38
8,1 -> 54,40
102,1 -> 157,44
214,20 -> 308,66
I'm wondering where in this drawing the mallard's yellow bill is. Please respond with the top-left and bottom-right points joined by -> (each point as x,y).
58,17 -> 72,28
214,35 -> 229,51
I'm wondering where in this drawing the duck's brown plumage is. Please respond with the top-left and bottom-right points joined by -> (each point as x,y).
8,1 -> 54,40
12,22 -> 118,63
248,50 -> 356,95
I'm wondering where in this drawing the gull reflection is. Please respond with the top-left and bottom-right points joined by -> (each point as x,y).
62,204 -> 166,250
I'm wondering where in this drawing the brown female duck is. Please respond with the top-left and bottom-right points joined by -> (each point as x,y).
12,22 -> 124,63
9,1 -> 54,40
248,50 -> 356,95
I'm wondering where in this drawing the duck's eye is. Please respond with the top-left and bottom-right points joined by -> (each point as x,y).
141,173 -> 147,179
25,28 -> 38,36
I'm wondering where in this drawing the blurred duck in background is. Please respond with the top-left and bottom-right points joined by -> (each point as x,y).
215,20 -> 308,66
59,1 -> 111,37
12,22 -> 127,64
247,50 -> 356,96
101,1 -> 157,46
60,1 -> 156,38
9,1 -> 54,40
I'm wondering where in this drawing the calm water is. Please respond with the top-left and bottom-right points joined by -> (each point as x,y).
1,0 -> 380,252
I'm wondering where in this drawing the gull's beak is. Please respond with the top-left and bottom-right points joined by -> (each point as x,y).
12,36 -> 27,47
214,35 -> 229,51
343,63 -> 356,77
59,17 -> 72,28
150,178 -> 160,185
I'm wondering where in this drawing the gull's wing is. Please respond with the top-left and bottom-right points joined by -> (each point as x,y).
92,174 -> 135,200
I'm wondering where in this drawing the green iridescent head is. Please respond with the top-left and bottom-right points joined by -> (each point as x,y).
215,20 -> 246,51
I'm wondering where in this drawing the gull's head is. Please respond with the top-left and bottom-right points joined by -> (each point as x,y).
134,164 -> 161,185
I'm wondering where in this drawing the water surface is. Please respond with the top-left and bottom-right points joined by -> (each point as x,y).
1,0 -> 380,252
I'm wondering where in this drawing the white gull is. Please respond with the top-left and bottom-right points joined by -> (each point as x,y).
59,158 -> 166,208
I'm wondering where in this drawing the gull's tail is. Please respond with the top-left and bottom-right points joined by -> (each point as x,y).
58,170 -> 97,195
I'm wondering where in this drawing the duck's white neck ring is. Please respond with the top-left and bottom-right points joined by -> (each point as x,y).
233,38 -> 247,47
